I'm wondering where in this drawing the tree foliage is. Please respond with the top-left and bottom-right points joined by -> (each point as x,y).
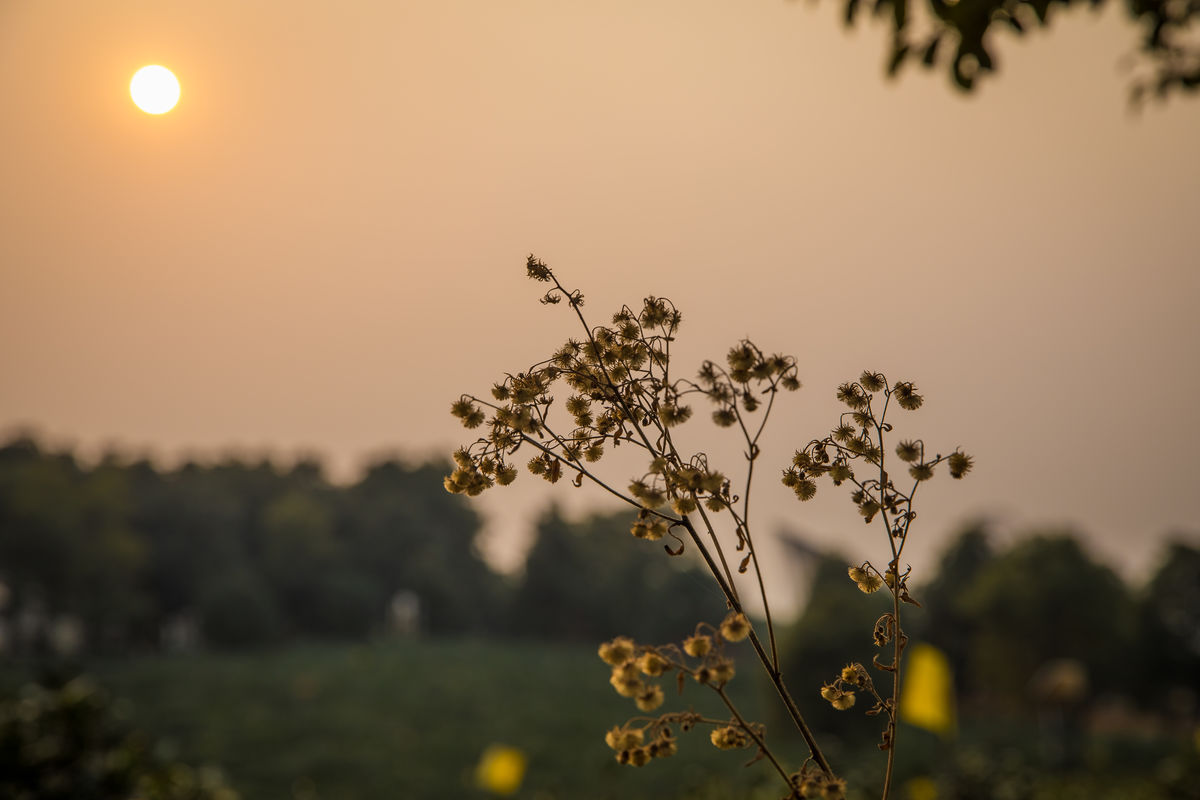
788,524 -> 1200,713
960,533 -> 1136,696
1136,540 -> 1200,703
908,522 -> 995,695
835,0 -> 1200,99
512,507 -> 723,642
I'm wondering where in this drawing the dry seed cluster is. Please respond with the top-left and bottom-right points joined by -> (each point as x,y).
596,611 -> 756,767
447,259 -> 974,800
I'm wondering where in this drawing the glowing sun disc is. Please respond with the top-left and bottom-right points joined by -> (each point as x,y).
130,65 -> 180,114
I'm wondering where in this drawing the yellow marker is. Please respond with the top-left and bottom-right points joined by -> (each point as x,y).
899,643 -> 956,737
904,776 -> 938,800
475,745 -> 527,796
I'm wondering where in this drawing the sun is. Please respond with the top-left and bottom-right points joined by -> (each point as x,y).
130,65 -> 180,114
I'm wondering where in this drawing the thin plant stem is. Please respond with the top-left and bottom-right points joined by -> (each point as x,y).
680,516 -> 835,779
874,394 -> 901,800
715,686 -> 792,789
737,387 -> 782,669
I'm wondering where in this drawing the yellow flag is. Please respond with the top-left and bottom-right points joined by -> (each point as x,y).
475,744 -> 527,796
899,643 -> 955,737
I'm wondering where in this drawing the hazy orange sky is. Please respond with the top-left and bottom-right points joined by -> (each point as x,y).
2,1 -> 1198,600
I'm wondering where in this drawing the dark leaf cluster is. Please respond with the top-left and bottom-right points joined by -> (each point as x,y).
844,0 -> 1200,100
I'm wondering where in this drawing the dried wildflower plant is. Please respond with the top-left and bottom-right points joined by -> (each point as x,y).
447,256 -> 973,799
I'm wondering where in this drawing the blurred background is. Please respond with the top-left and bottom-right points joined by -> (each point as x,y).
2,0 -> 1198,798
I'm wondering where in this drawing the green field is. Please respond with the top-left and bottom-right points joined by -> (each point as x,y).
4,639 -> 1195,800
7,639 -> 783,800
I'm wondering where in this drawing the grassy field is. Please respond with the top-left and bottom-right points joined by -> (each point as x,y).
4,639 -> 1195,800
6,638 -> 780,800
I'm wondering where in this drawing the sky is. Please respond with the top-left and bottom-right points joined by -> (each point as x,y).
2,0 -> 1198,610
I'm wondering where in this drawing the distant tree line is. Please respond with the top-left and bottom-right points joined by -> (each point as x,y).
0,436 -> 716,652
2,435 -> 1197,718
782,522 -> 1200,730
0,436 -> 505,649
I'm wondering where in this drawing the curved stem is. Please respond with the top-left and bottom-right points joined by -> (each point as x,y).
715,686 -> 792,789
680,516 -> 834,779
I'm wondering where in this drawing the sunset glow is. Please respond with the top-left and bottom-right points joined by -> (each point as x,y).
3,0 -> 1199,584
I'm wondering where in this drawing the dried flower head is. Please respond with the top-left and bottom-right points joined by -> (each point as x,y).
649,734 -> 678,759
895,440 -> 921,463
526,254 -> 553,282
609,661 -> 643,698
892,381 -> 924,410
948,451 -> 974,479
719,612 -> 751,642
909,462 -> 934,482
789,475 -> 818,501
672,494 -> 697,515
831,691 -> 856,711
635,684 -> 665,712
657,403 -> 693,427
495,463 -> 518,486
709,726 -> 749,750
855,573 -> 883,594
450,398 -> 485,428
636,650 -> 670,677
712,407 -> 737,427
598,636 -> 636,666
710,659 -> 736,685
836,382 -> 869,410
605,726 -> 644,751
859,371 -> 886,392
